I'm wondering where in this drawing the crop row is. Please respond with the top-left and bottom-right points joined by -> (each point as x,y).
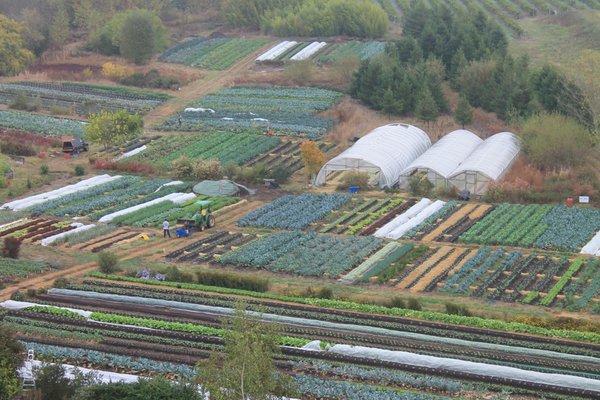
0,257 -> 49,283
257,40 -> 386,63
220,230 -> 383,277
316,41 -> 386,63
159,86 -> 342,139
131,130 -> 280,167
160,37 -> 269,70
166,230 -> 255,263
319,196 -> 404,235
85,272 -> 600,345
0,82 -> 168,115
0,110 -> 85,137
238,193 -> 351,230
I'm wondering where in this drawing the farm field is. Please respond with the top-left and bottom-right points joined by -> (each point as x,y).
159,86 -> 343,139
160,37 -> 270,70
319,196 -> 404,235
245,140 -> 336,174
0,82 -> 170,115
0,110 -> 86,137
256,40 -> 386,63
3,275 -> 600,399
316,41 -> 387,63
129,130 -> 281,167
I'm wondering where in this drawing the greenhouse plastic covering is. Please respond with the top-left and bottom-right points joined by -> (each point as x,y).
401,130 -> 483,178
1,174 -> 121,211
387,200 -> 446,239
38,291 -> 599,365
316,124 -> 431,188
256,40 -> 298,61
193,179 -> 240,196
449,132 -> 520,181
98,192 -> 195,223
374,198 -> 432,237
41,223 -> 96,246
302,342 -> 600,393
581,230 -> 600,255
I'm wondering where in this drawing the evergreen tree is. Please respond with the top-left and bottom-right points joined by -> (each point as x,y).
381,87 -> 402,115
415,86 -> 439,125
49,4 -> 69,47
454,94 -> 473,127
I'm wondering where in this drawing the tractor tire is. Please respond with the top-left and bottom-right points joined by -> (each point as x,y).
208,215 -> 215,228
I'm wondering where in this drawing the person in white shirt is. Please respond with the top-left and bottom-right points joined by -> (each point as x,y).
163,220 -> 171,238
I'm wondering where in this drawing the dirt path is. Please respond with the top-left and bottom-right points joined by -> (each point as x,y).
0,262 -> 97,301
143,42 -> 273,129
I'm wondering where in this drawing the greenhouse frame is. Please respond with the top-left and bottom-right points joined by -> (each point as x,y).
448,132 -> 521,195
314,124 -> 431,188
399,130 -> 483,189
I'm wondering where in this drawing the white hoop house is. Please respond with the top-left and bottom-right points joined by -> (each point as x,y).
449,132 -> 520,195
315,124 -> 431,188
399,129 -> 483,189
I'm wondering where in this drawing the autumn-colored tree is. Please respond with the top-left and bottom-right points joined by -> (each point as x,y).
0,15 -> 35,76
300,141 -> 325,183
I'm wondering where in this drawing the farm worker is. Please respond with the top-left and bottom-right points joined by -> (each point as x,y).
163,220 -> 171,238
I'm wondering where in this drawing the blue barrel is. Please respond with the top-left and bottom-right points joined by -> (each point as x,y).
348,186 -> 360,194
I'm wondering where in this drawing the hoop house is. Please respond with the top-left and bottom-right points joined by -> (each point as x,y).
449,132 -> 520,195
315,124 -> 431,188
399,129 -> 483,189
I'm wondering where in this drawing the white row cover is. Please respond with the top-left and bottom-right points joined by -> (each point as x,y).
256,40 -> 298,61
20,360 -> 140,384
290,41 -> 327,60
302,342 -> 600,394
401,130 -> 483,179
374,198 -> 432,238
41,223 -> 96,246
386,200 -> 446,239
1,175 -> 121,211
450,132 -> 520,181
115,145 -> 146,161
581,230 -> 600,256
98,192 -> 195,223
315,124 -> 431,188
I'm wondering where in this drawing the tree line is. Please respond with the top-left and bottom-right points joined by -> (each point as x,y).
221,0 -> 389,38
351,0 -> 595,131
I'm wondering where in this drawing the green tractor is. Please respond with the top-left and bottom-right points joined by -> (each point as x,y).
177,200 -> 215,232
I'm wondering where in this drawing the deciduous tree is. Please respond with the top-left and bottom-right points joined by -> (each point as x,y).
0,327 -> 23,400
300,141 -> 326,182
0,15 -> 35,76
196,305 -> 297,400
85,110 -> 143,150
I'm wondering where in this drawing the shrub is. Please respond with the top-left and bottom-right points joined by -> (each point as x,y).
97,251 -> 119,274
0,141 -> 36,156
193,159 -> 223,180
9,93 -> 38,111
445,302 -> 471,317
165,266 -> 194,283
303,286 -> 334,299
407,297 -> 422,311
388,296 -> 406,309
74,165 -> 85,176
3,237 -> 21,258
172,156 -> 194,179
196,270 -> 270,292
284,61 -> 315,85
101,62 -> 131,80
337,171 -> 370,190
39,164 -> 49,175
268,166 -> 293,184
408,173 -> 433,196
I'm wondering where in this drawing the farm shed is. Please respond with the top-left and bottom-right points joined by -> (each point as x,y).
315,124 -> 431,188
399,130 -> 483,189
449,132 -> 520,195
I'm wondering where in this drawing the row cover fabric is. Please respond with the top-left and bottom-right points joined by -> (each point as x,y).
256,41 -> 298,61
1,174 -> 121,211
374,198 -> 432,238
449,132 -> 520,181
316,124 -> 431,188
98,192 -> 195,223
290,41 -> 327,60
193,179 -> 240,196
302,342 -> 600,394
581,230 -> 600,256
401,130 -> 483,179
20,360 -> 139,384
115,145 -> 146,161
41,223 -> 96,246
387,200 -> 446,239
42,290 -> 600,365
